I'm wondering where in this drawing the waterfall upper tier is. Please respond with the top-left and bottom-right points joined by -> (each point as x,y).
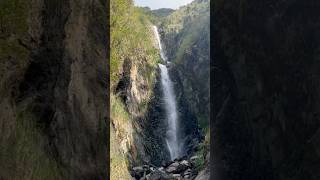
152,26 -> 167,62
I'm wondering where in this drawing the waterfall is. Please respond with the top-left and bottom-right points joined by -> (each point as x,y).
153,25 -> 181,160
159,64 -> 180,160
153,26 -> 167,61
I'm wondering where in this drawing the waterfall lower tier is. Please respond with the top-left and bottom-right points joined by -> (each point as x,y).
158,64 -> 181,160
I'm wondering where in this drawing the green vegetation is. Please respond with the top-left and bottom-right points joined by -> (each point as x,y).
110,0 -> 160,120
193,130 -> 210,172
111,94 -> 130,125
161,0 -> 208,32
161,0 -> 209,63
110,144 -> 131,180
110,0 -> 159,88
110,89 -> 133,179
134,7 -> 174,25
151,8 -> 174,18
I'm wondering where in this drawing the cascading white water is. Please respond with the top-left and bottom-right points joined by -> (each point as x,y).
153,26 -> 167,61
153,25 -> 180,160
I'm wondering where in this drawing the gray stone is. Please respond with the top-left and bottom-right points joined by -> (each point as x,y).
147,170 -> 173,180
132,166 -> 145,178
183,168 -> 192,176
158,167 -> 165,172
194,169 -> 209,180
180,160 -> 191,167
166,162 -> 180,173
166,161 -> 189,174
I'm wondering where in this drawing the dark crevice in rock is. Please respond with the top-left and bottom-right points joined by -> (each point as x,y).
115,58 -> 132,103
16,0 -> 71,139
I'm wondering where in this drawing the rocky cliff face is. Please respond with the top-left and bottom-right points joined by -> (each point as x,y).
0,0 -> 107,179
113,50 -> 168,167
213,0 -> 320,179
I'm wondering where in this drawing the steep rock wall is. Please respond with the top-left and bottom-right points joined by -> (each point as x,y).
0,0 -> 108,179
213,0 -> 320,179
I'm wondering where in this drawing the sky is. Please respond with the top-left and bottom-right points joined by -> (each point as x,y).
134,0 -> 194,10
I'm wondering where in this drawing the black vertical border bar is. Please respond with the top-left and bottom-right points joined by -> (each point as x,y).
209,0 -> 214,179
106,0 -> 110,179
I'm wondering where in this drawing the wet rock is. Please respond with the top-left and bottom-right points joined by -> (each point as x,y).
174,155 -> 187,162
150,167 -> 155,171
183,168 -> 192,176
166,161 -> 189,174
172,174 -> 182,179
162,160 -> 174,167
165,162 -> 180,173
180,160 -> 191,167
131,166 -> 145,179
143,165 -> 152,174
158,167 -> 165,172
146,170 -> 173,180
133,166 -> 144,172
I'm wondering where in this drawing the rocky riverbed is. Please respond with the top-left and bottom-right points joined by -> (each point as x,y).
130,156 -> 203,180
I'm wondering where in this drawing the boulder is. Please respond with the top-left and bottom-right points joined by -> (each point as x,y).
183,168 -> 192,176
150,167 -> 155,171
184,174 -> 190,179
146,170 -> 173,180
166,161 -> 189,174
180,160 -> 191,167
165,162 -> 180,173
172,174 -> 182,179
131,166 -> 145,179
158,167 -> 165,172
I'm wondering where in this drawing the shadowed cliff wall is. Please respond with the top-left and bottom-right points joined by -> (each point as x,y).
213,0 -> 320,179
